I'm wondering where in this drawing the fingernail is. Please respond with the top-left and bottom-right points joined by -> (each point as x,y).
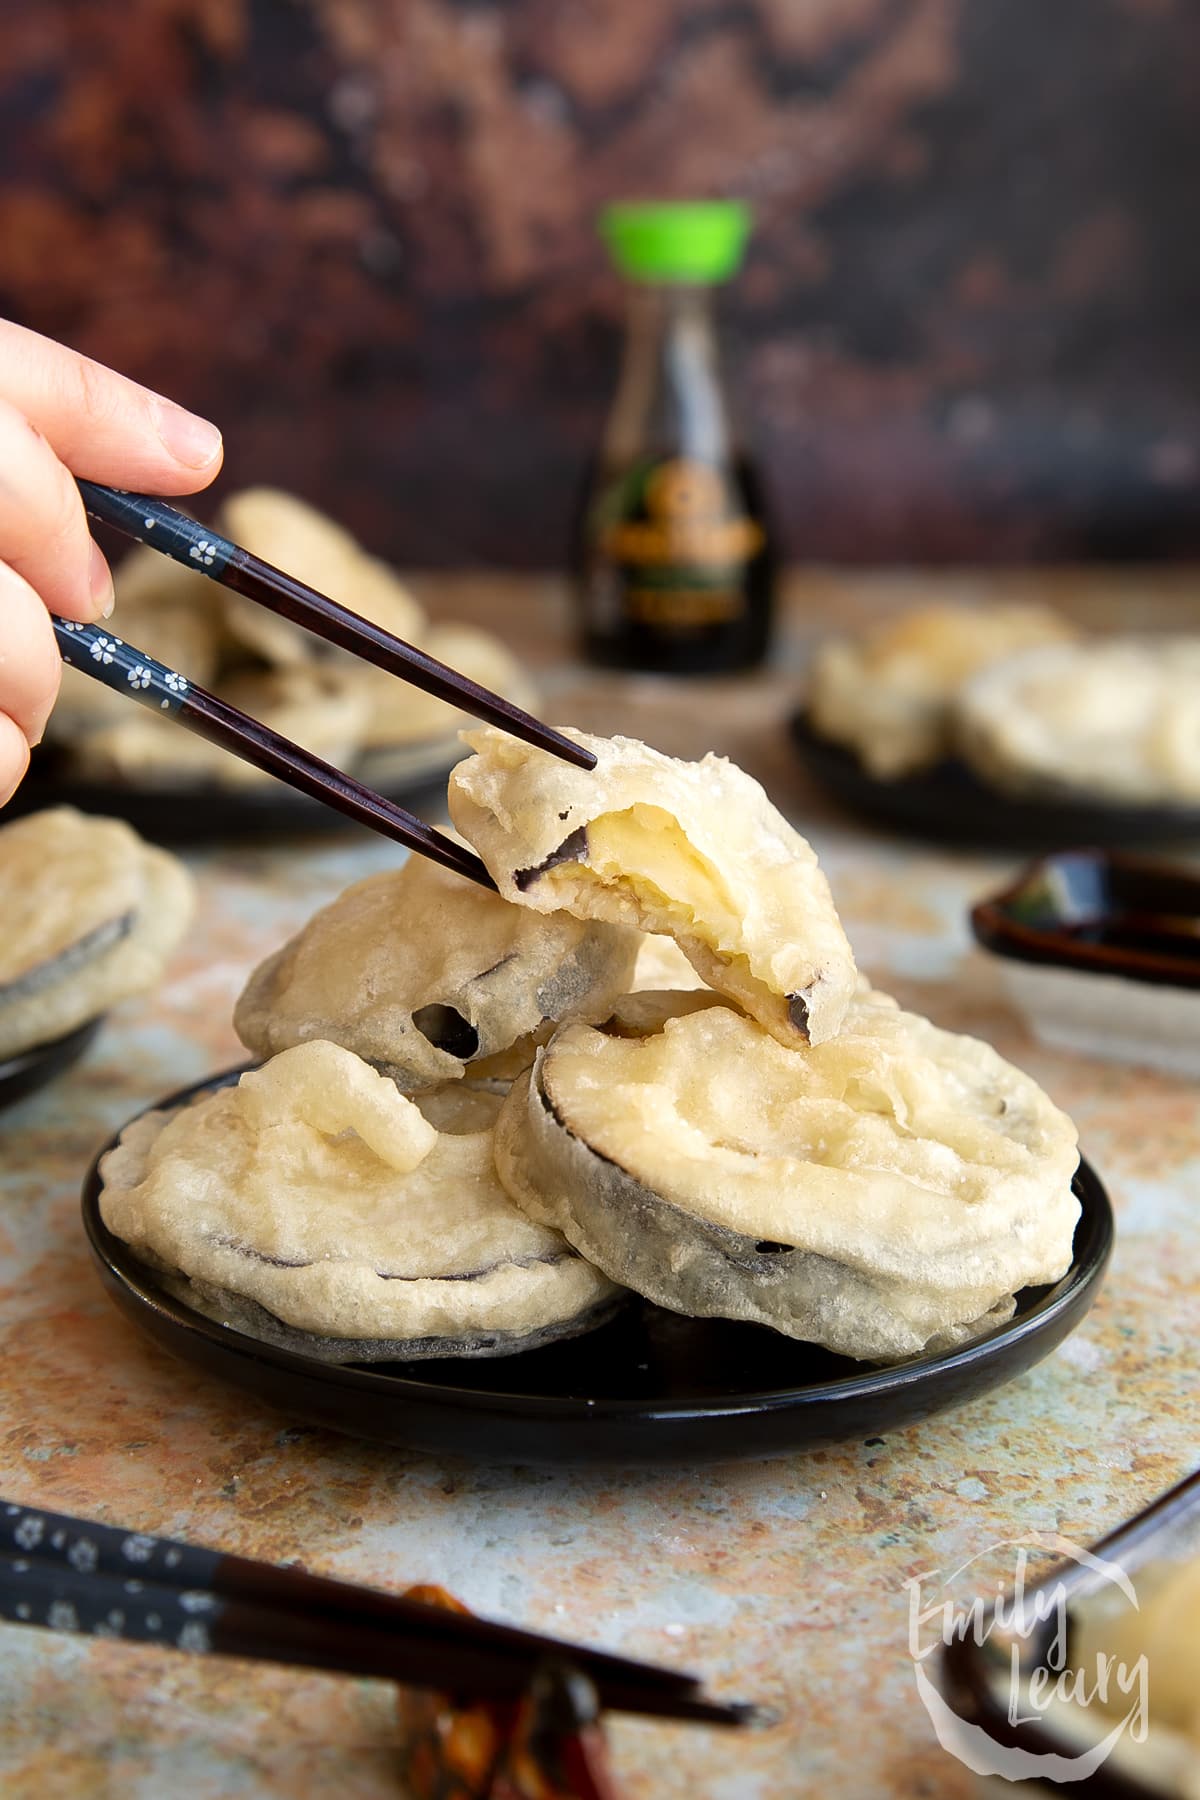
89,539 -> 115,617
154,398 -> 223,470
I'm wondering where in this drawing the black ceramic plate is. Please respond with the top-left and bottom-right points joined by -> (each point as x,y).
10,740 -> 461,843
0,1016 -> 103,1114
790,709 -> 1200,851
81,1069 -> 1114,1466
972,848 -> 1200,990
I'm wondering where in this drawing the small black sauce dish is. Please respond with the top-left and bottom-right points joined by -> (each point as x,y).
971,850 -> 1200,1077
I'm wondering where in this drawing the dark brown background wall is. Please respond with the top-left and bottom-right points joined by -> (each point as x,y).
3,0 -> 1200,567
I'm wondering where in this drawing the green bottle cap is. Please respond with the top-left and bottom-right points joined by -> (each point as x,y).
599,200 -> 751,284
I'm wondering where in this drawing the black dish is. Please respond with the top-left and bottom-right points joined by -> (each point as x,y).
789,709 -> 1200,851
83,1069 -> 1114,1466
10,741 -> 461,843
0,1016 -> 104,1114
972,848 -> 1200,990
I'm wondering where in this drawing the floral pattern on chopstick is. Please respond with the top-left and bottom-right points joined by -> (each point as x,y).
53,619 -> 192,715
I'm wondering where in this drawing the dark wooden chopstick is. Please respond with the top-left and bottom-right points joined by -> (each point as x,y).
77,481 -> 597,774
50,615 -> 496,889
0,1551 -> 751,1723
0,1497 -> 696,1700
0,1505 -> 757,1724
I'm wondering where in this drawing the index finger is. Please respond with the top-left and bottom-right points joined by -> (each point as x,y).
0,318 -> 223,496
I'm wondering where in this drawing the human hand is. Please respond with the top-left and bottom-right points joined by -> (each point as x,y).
0,318 -> 224,803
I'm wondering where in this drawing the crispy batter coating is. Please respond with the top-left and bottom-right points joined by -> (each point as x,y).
448,727 -> 856,1047
0,808 -> 193,1059
956,636 -> 1200,804
808,602 -> 1076,779
234,854 -> 641,1091
99,1041 -> 622,1361
495,992 -> 1080,1361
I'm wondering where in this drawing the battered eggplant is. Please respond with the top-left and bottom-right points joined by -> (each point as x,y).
807,602 -> 1076,779
494,991 -> 1080,1362
234,854 -> 641,1092
956,636 -> 1200,804
99,1041 -> 623,1362
448,727 -> 857,1047
0,808 -> 194,1060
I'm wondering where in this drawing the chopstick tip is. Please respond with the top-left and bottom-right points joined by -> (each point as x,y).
686,1696 -> 776,1730
724,1698 -> 778,1730
522,720 -> 595,772
545,733 -> 596,771
626,1690 -> 773,1730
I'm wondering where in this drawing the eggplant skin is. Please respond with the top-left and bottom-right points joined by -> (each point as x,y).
100,1060 -> 629,1361
155,1267 -> 625,1365
233,859 -> 641,1093
0,911 -> 135,1007
494,1057 -> 1013,1364
0,843 -> 193,1062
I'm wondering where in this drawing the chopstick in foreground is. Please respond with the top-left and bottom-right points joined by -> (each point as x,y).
77,481 -> 597,774
0,1501 -> 756,1725
50,615 -> 495,890
0,1551 -> 750,1724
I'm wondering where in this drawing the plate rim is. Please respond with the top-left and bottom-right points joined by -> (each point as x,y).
971,847 -> 1200,992
0,1015 -> 104,1110
81,1066 -> 1115,1427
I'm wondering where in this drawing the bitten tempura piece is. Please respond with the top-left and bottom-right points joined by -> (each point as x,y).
99,1041 -> 622,1362
448,727 -> 856,1047
495,990 -> 1080,1361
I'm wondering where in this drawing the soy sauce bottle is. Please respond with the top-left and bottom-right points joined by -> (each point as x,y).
575,201 -> 774,674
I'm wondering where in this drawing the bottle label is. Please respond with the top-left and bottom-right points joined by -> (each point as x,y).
596,458 -> 765,632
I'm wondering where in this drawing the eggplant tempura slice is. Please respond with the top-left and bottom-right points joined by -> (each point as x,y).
448,727 -> 857,1047
807,602 -> 1076,780
216,486 -> 427,667
494,992 -> 1080,1362
956,636 -> 1200,805
235,854 -> 640,1091
0,808 -> 194,1060
73,664 -> 370,792
99,1041 -> 623,1362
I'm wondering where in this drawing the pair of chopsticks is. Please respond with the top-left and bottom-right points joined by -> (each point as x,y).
0,1496 -> 754,1726
50,483 -> 597,890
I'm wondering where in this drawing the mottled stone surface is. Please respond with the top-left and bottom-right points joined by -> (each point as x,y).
0,570 -> 1197,1795
3,2 -> 1200,564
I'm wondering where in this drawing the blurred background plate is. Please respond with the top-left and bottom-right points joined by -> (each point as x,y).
790,709 -> 1200,851
83,1070 -> 1113,1467
8,740 -> 462,843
